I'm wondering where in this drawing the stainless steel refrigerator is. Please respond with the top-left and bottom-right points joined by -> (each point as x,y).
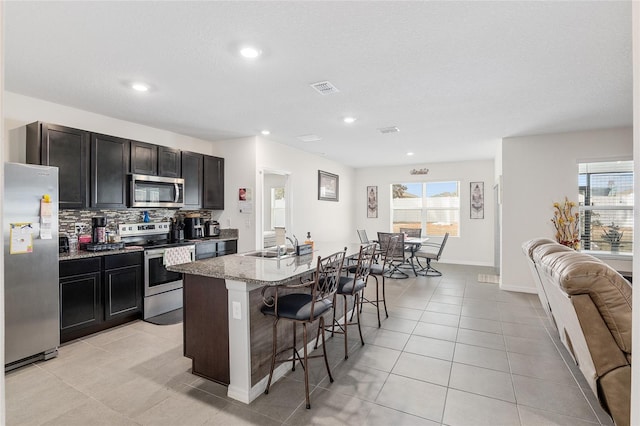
4,162 -> 60,370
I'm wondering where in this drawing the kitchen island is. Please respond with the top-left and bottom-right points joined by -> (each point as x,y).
167,242 -> 360,404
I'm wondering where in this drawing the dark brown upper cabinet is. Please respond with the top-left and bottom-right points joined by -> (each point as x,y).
181,151 -> 203,209
26,122 -> 90,209
130,140 -> 158,176
203,155 -> 225,210
158,146 -> 181,178
91,133 -> 130,209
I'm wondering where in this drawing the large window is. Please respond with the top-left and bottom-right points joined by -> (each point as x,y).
391,181 -> 460,236
578,160 -> 633,253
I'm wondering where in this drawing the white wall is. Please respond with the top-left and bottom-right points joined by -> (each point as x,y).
356,159 -> 495,266
0,2 -> 6,421
4,91 -> 218,162
501,127 -> 633,293
211,136 -> 258,253
255,138 -> 356,246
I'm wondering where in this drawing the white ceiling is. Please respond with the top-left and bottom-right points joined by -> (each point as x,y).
4,1 -> 632,168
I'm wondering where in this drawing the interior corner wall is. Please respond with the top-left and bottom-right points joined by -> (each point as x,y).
501,127 -> 633,293
255,138 -> 355,245
209,136 -> 258,253
355,159 -> 495,266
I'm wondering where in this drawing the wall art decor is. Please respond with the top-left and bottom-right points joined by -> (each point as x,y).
318,170 -> 339,201
367,186 -> 378,218
470,181 -> 484,219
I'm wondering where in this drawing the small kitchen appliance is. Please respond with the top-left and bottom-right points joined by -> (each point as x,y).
184,217 -> 204,239
205,220 -> 220,237
92,216 -> 107,243
59,235 -> 69,253
129,174 -> 185,208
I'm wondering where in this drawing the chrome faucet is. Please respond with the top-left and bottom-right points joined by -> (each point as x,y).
286,236 -> 297,249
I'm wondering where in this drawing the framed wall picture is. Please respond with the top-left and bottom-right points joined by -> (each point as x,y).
470,181 -> 484,219
367,186 -> 378,218
318,170 -> 339,201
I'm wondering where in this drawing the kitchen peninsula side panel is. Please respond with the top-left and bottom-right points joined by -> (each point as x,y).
183,275 -> 230,384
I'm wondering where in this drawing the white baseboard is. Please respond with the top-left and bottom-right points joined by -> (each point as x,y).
440,260 -> 495,267
499,283 -> 538,294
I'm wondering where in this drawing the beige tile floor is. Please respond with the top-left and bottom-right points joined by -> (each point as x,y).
6,264 -> 614,425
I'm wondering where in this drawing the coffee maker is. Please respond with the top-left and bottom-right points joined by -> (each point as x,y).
184,217 -> 204,239
92,216 -> 107,243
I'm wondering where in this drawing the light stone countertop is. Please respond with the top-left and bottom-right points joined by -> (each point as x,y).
59,247 -> 144,261
58,237 -> 237,261
167,241 -> 361,286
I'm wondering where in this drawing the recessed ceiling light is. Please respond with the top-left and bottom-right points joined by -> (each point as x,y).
240,46 -> 262,59
261,130 -> 271,135
407,152 -> 414,156
131,82 -> 149,92
343,117 -> 357,124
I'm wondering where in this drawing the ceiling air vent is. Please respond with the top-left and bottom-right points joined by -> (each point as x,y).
378,126 -> 400,134
296,134 -> 323,142
310,81 -> 340,95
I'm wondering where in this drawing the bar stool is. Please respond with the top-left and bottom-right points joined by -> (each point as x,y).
261,250 -> 345,409
362,234 -> 400,326
323,243 -> 376,359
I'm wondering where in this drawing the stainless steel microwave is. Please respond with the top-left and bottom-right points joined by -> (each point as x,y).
129,174 -> 185,208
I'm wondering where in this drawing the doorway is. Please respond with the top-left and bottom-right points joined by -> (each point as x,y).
260,169 -> 291,248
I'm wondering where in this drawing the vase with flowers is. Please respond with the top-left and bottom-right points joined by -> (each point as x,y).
551,197 -> 580,250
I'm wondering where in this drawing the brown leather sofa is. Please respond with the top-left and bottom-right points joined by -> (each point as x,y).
522,238 -> 632,426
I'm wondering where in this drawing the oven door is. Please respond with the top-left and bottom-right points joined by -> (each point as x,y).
144,247 -> 194,297
130,174 -> 185,208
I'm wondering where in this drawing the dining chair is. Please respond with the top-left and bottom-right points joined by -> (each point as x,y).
414,233 -> 449,276
357,229 -> 371,244
377,232 -> 408,278
261,250 -> 346,409
399,226 -> 422,257
321,243 -> 376,359
363,234 -> 400,326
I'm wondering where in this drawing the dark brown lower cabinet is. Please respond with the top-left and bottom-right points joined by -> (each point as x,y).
60,252 -> 142,342
183,275 -> 230,384
60,270 -> 102,334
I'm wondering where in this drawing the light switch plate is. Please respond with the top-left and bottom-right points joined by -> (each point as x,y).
232,301 -> 241,319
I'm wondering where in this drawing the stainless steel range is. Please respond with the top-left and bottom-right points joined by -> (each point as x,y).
119,222 -> 195,320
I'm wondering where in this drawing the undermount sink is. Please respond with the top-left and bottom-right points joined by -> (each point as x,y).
242,248 -> 295,259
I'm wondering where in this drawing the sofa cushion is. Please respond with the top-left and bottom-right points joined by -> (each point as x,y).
522,237 -> 559,259
598,365 -> 631,426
